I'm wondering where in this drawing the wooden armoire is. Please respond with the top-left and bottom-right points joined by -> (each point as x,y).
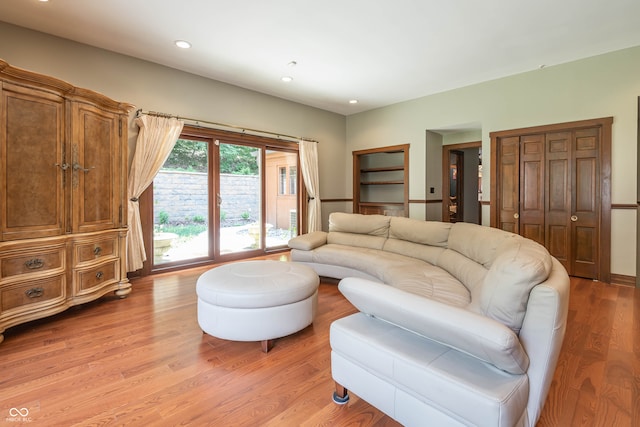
490,117 -> 612,282
0,60 -> 133,343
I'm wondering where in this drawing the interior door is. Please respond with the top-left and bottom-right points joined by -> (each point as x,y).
571,127 -> 600,278
520,134 -> 545,245
545,131 -> 572,271
496,136 -> 520,233
448,150 -> 464,222
491,118 -> 611,282
441,142 -> 482,224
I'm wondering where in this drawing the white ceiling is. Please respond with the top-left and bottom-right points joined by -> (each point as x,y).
1,0 -> 640,115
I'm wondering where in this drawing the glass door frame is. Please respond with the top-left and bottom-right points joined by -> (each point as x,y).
136,125 -> 304,276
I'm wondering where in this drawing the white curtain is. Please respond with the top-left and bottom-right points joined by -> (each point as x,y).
126,114 -> 184,272
299,139 -> 322,232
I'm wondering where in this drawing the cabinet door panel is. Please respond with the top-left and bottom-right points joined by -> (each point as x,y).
1,85 -> 64,240
71,103 -> 121,233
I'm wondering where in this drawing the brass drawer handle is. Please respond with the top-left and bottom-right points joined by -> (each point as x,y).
25,287 -> 45,298
96,271 -> 104,279
94,246 -> 102,255
24,258 -> 44,269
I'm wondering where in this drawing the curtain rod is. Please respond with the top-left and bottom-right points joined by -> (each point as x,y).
135,109 -> 318,143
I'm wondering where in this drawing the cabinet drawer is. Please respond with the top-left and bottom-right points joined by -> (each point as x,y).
1,248 -> 65,279
76,260 -> 118,293
75,237 -> 117,264
1,275 -> 65,312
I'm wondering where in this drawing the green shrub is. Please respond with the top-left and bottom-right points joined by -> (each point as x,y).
158,211 -> 169,225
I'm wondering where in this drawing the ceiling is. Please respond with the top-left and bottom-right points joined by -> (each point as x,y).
1,0 -> 640,116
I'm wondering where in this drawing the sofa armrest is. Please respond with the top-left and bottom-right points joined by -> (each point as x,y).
288,231 -> 328,250
338,277 -> 530,374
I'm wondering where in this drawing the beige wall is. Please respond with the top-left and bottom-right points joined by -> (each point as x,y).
0,21 -> 347,231
347,46 -> 640,277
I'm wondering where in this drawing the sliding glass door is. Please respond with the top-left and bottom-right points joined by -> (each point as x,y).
152,137 -> 210,266
145,127 -> 300,272
218,142 -> 262,254
265,150 -> 299,249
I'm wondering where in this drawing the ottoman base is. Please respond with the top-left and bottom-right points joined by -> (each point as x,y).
196,260 -> 319,352
197,291 -> 318,340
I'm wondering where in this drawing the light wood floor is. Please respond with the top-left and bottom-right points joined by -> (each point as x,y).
0,253 -> 637,426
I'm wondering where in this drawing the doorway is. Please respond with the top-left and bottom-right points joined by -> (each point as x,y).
442,141 -> 482,224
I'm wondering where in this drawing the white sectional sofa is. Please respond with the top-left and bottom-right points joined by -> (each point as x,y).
288,213 -> 570,427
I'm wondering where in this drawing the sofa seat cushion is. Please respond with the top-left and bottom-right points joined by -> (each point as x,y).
331,313 -> 529,427
383,265 -> 470,307
308,244 -> 410,278
309,244 -> 470,307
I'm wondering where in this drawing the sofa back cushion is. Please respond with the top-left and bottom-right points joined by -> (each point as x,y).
329,212 -> 390,236
437,249 -> 488,295
447,222 -> 518,268
478,238 -> 553,333
328,232 -> 387,250
327,212 -> 391,250
388,217 -> 451,247
382,239 -> 445,265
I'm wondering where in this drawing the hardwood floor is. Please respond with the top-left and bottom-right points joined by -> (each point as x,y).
0,254 -> 637,426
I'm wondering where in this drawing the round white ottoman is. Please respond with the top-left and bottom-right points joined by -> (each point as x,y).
196,260 -> 319,352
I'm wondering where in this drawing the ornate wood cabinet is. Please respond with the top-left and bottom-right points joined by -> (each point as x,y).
0,60 -> 133,343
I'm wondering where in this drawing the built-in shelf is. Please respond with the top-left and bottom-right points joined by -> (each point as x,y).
353,144 -> 409,217
361,180 -> 405,185
360,166 -> 405,173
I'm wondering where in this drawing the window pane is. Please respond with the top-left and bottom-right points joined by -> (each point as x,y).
289,166 -> 297,195
153,139 -> 209,265
266,151 -> 298,249
219,143 -> 261,254
279,167 -> 286,195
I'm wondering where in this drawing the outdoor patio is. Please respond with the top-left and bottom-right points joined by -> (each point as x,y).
154,224 -> 294,264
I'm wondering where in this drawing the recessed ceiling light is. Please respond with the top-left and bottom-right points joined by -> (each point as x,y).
281,76 -> 293,83
175,40 -> 192,49
349,99 -> 359,104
